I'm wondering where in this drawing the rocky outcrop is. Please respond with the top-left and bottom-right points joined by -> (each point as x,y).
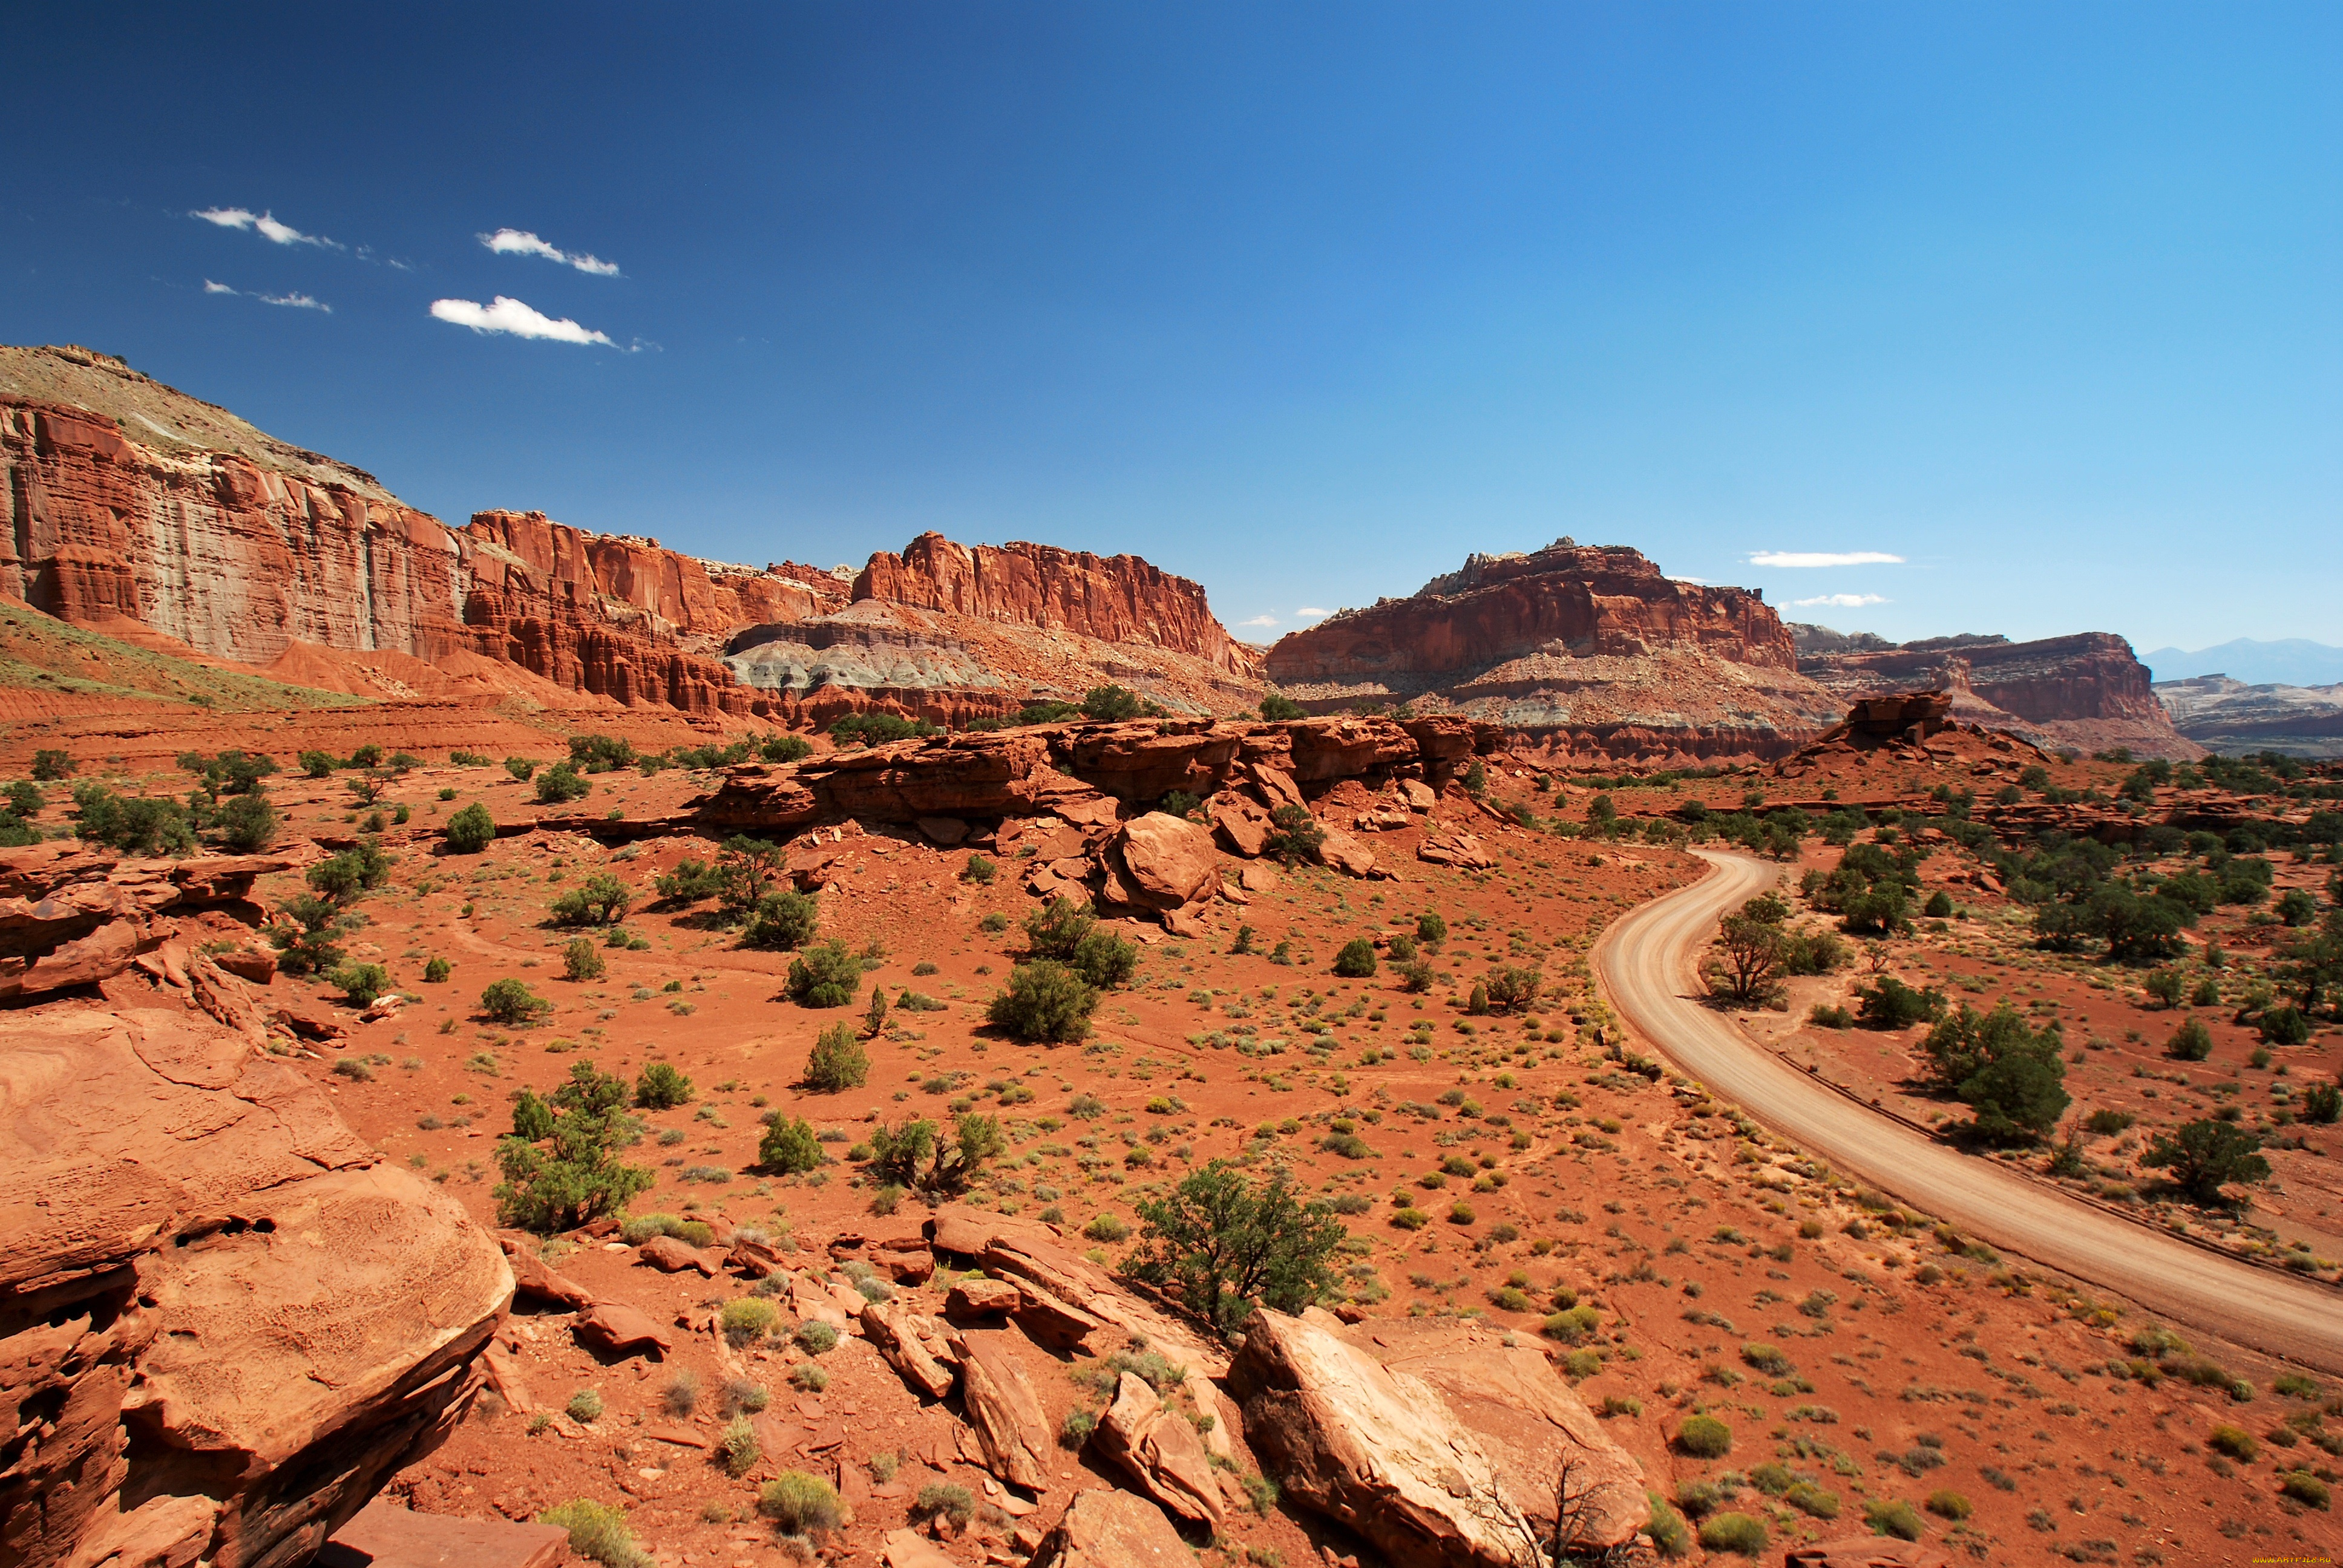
1093,1371 -> 1227,1530
1265,541 -> 1841,761
1358,1318 -> 1647,1552
2154,675 -> 2343,759
856,532 -> 1261,680
1,844 -> 303,1002
1,1003 -> 510,1568
1027,1489 -> 1194,1568
1794,624 -> 2201,760
1227,1308 -> 1536,1568
945,1328 -> 1054,1491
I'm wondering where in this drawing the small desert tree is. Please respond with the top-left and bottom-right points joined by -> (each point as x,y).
1123,1161 -> 1345,1339
445,803 -> 496,854
1711,895 -> 1789,1004
1263,805 -> 1325,867
1922,1002 -> 2068,1143
494,1061 -> 655,1231
987,960 -> 1098,1042
759,1114 -> 822,1174
785,939 -> 862,1007
2142,1119 -> 2271,1206
867,1114 -> 1007,1197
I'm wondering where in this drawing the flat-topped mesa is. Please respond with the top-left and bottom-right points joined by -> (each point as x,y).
1268,539 -> 1799,683
854,532 -> 1262,679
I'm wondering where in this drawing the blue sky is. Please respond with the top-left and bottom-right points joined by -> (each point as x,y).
2,3 -> 2335,653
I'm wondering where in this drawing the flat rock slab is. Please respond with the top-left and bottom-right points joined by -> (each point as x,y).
319,1501 -> 566,1568
1028,1488 -> 1194,1568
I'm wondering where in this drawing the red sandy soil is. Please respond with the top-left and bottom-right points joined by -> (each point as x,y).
18,731 -> 2341,1564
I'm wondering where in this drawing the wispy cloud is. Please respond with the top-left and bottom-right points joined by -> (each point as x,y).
1748,550 -> 1904,569
430,295 -> 614,346
1236,615 -> 1279,629
192,206 -> 336,248
480,227 -> 621,276
1666,575 -> 1711,585
203,280 -> 331,312
1296,607 -> 1330,619
1793,592 -> 1888,609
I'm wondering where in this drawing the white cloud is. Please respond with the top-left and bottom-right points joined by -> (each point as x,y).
1793,593 -> 1889,609
1748,550 -> 1905,569
203,281 -> 331,312
480,227 -> 621,276
1296,607 -> 1330,619
1236,615 -> 1279,629
1666,575 -> 1711,585
430,295 -> 614,345
192,206 -> 335,247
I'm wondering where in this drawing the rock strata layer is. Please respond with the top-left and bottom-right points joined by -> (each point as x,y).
1,1002 -> 511,1568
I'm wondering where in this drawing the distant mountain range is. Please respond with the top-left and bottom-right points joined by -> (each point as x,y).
2143,638 -> 2343,688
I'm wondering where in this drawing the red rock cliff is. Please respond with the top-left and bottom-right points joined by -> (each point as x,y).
1793,628 -> 2201,759
856,532 -> 1261,679
1265,541 -> 1798,683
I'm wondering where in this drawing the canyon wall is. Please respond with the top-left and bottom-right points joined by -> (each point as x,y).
1,346 -> 1260,727
1792,625 -> 2203,760
1263,539 -> 1841,762
855,532 -> 1261,679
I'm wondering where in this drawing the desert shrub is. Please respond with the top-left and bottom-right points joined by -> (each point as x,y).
481,978 -> 552,1025
1072,927 -> 1140,988
1922,889 -> 1955,918
758,733 -> 813,763
71,785 -> 195,857
758,1114 -> 822,1174
715,1414 -> 760,1477
306,841 -> 393,903
2261,1004 -> 2313,1047
1023,896 -> 1095,959
442,800 -> 497,854
1675,1414 -> 1732,1458
962,852 -> 995,884
1122,1161 -> 1343,1339
549,872 -> 631,926
1084,1214 -> 1130,1243
534,763 -> 592,805
1645,1494 -> 1691,1558
562,938 -> 605,981
1925,1490 -> 1971,1520
539,1498 -> 647,1568
1263,804 -> 1325,867
758,1471 -> 842,1536
2304,1080 -> 2342,1125
2168,1016 -> 2214,1060
828,711 -> 937,746
31,749 -> 74,781
1332,938 -> 1378,978
1698,1514 -> 1768,1555
988,959 -> 1098,1042
720,1298 -> 777,1347
1417,910 -> 1448,946
2281,1471 -> 2332,1509
1855,975 -> 1945,1030
1080,684 -> 1149,721
494,1062 -> 655,1231
742,887 -> 821,950
1784,1481 -> 1840,1518
635,1061 -> 695,1108
211,792 -> 278,852
332,962 -> 389,1008
1060,1408 -> 1097,1448
785,939 -> 862,1007
1259,693 -> 1307,720
913,1483 -> 977,1528
1484,964 -> 1543,1013
655,857 -> 726,903
1863,1498 -> 1925,1541
803,1023 -> 870,1091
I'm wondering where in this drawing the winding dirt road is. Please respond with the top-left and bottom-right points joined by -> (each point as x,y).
1595,848 -> 2343,1373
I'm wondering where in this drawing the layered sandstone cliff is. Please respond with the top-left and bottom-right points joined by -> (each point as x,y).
1263,539 -> 1841,761
2153,674 -> 2343,759
1792,625 -> 2203,760
1,345 -> 1259,726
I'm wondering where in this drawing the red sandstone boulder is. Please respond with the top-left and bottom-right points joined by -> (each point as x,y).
2,1006 -> 510,1568
1210,793 -> 1273,857
945,1328 -> 1054,1491
320,1499 -> 568,1568
1104,812 -> 1221,910
1094,1370 -> 1227,1529
1027,1489 -> 1194,1568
